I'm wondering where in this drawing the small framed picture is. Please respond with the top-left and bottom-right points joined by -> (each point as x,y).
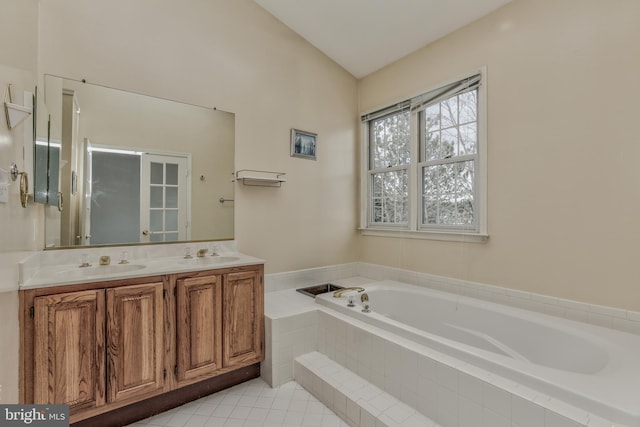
290,128 -> 317,160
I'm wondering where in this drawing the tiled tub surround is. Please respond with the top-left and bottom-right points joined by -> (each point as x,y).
263,265 -> 640,427
297,317 -> 606,427
316,280 -> 640,425
294,352 -> 438,427
263,276 -> 370,387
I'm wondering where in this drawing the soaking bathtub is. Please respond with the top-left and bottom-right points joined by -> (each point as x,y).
316,280 -> 640,426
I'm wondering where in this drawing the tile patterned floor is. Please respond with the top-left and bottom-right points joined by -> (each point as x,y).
127,378 -> 349,427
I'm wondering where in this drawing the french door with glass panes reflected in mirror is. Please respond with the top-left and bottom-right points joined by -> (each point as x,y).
140,154 -> 189,243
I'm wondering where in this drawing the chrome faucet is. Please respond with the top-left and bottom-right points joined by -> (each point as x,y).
333,287 -> 365,298
197,248 -> 209,257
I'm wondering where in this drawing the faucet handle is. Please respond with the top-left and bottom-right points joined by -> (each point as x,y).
79,254 -> 91,268
197,248 -> 209,257
361,293 -> 371,313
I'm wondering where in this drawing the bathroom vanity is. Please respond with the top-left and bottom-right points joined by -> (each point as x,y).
18,250 -> 264,426
16,73 -> 259,425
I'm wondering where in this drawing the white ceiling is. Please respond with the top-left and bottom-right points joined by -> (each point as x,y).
253,0 -> 513,78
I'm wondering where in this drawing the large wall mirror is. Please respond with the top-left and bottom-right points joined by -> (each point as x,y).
35,75 -> 235,248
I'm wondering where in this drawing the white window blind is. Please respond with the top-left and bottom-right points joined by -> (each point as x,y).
361,74 -> 481,122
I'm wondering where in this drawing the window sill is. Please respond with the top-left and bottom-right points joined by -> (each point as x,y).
358,228 -> 489,243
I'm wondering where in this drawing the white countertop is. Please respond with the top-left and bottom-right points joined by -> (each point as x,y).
21,253 -> 264,290
17,241 -> 265,290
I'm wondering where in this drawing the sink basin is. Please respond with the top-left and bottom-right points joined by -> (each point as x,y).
178,256 -> 241,265
54,264 -> 146,279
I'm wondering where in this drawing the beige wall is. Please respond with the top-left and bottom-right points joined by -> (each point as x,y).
0,0 -> 38,405
36,0 -> 360,272
358,0 -> 640,310
0,0 -> 40,252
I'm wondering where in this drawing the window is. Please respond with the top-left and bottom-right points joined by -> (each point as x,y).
369,110 -> 410,225
361,70 -> 487,241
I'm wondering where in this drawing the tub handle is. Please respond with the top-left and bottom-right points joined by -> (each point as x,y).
361,293 -> 371,313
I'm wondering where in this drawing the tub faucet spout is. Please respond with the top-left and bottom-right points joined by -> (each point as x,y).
333,287 -> 365,298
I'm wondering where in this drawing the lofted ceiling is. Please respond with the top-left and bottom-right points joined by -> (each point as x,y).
253,0 -> 513,78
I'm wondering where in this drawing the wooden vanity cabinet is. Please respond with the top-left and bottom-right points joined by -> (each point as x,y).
20,264 -> 264,425
32,290 -> 106,413
26,278 -> 167,419
223,269 -> 264,367
106,282 -> 166,403
175,274 -> 223,385
174,268 -> 265,383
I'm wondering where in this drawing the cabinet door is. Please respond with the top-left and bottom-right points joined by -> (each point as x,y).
33,290 -> 105,413
223,270 -> 264,367
176,275 -> 222,384
106,282 -> 164,403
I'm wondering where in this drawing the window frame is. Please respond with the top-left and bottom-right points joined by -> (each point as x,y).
360,68 -> 488,243
367,109 -> 411,228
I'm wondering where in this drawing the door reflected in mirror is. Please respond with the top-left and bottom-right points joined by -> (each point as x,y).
36,75 -> 235,248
